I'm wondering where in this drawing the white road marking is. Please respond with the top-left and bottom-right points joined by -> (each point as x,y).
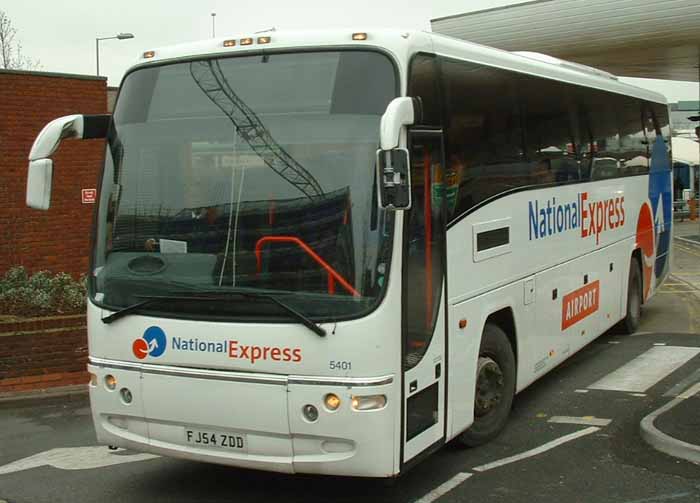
630,393 -> 647,397
608,341 -> 621,344
574,389 -> 589,393
0,446 -> 159,475
678,381 -> 700,400
653,343 -> 667,346
548,416 -> 612,427
588,346 -> 700,393
413,472 -> 473,503
471,426 -> 600,472
664,368 -> 700,397
415,423 -> 608,501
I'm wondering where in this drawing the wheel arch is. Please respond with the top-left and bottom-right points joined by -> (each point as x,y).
484,307 -> 518,368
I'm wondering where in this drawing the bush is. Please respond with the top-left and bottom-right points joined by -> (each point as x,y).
0,266 -> 87,317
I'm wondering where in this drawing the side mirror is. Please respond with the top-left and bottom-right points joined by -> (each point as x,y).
26,114 -> 110,210
376,148 -> 411,210
376,97 -> 420,210
26,159 -> 54,210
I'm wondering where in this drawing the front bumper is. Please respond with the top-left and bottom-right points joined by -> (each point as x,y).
88,360 -> 398,477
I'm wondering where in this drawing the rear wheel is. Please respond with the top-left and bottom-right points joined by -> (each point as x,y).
620,258 -> 642,334
457,323 -> 516,447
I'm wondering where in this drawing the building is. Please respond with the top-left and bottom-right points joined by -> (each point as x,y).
431,0 -> 700,82
0,69 -> 107,279
670,101 -> 700,136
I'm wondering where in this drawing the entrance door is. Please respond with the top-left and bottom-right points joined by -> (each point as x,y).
402,130 -> 447,464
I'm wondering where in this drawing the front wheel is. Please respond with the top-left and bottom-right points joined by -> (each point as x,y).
456,323 -> 516,447
620,258 -> 642,334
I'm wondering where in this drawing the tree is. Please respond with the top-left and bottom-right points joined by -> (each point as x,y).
0,10 -> 40,70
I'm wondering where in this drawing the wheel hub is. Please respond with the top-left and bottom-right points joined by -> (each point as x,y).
474,356 -> 504,417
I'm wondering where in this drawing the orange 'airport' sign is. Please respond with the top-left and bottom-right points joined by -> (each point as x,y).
561,280 -> 600,330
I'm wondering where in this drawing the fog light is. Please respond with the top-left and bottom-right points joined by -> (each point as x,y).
302,404 -> 319,422
324,393 -> 341,411
120,387 -> 133,404
105,374 -> 117,390
351,394 -> 387,411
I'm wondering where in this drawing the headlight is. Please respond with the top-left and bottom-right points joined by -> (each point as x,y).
324,393 -> 341,411
351,394 -> 387,411
104,374 -> 117,390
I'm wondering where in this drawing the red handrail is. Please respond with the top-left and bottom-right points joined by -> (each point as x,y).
254,236 -> 360,297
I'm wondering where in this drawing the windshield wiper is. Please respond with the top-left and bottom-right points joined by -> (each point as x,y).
101,292 -> 326,337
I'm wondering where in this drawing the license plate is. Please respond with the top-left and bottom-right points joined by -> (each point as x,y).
184,428 -> 247,452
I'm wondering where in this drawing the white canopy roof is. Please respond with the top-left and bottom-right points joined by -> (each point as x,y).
672,137 -> 700,166
431,0 -> 700,82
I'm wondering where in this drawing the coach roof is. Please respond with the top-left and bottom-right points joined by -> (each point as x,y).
128,28 -> 667,105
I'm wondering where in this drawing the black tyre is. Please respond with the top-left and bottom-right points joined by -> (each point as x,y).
620,258 -> 642,334
457,323 -> 516,447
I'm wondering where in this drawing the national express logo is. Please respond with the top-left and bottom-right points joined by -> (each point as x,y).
528,191 -> 625,244
132,326 -> 167,359
131,326 -> 302,364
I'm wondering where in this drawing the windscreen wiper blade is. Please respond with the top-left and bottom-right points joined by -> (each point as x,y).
100,293 -> 327,337
197,290 -> 327,337
101,297 -> 168,324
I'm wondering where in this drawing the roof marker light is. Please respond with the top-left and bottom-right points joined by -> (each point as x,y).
257,36 -> 271,44
142,50 -> 155,59
223,39 -> 236,47
240,37 -> 253,46
352,32 -> 367,41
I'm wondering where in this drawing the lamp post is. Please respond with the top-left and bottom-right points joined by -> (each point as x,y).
211,13 -> 216,38
96,33 -> 134,76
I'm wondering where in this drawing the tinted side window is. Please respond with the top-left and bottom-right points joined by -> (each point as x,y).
440,56 -> 660,221
441,59 -> 584,219
520,73 -> 583,185
618,97 -> 648,176
407,54 -> 442,126
584,91 -> 622,181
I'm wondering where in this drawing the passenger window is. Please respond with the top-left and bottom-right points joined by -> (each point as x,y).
618,98 -> 648,175
585,93 -> 622,181
441,59 -> 584,219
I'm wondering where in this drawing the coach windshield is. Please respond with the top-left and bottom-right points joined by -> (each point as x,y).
91,50 -> 397,321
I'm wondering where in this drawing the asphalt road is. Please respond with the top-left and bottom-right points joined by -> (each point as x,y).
1,240 -> 699,503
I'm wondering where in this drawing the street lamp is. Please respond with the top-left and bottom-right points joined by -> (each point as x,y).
96,33 -> 134,76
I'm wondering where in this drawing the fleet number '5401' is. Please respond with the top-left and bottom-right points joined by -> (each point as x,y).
329,360 -> 352,370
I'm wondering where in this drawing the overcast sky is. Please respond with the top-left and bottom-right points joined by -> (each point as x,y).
4,0 -> 699,101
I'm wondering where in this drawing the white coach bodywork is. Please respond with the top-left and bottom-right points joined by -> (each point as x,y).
81,29 -> 669,477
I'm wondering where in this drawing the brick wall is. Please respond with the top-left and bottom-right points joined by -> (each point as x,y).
0,69 -> 107,279
0,315 -> 88,394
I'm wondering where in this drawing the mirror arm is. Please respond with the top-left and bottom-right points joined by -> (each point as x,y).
28,114 -> 110,161
82,114 -> 111,140
26,113 -> 110,211
379,97 -> 415,150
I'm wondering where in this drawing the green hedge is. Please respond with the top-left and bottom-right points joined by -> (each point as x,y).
0,266 -> 86,316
